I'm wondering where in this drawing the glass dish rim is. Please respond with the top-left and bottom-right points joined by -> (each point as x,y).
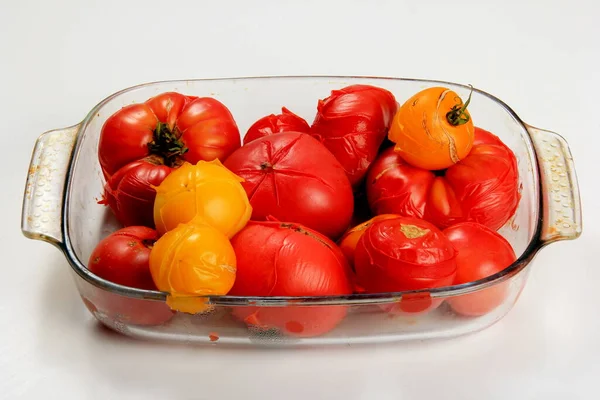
60,75 -> 544,306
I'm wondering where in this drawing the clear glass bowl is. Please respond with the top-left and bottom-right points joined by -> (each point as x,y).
21,76 -> 582,346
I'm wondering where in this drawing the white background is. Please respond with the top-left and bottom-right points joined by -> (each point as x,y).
1,0 -> 599,399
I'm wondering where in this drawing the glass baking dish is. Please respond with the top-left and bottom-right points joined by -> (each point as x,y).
21,76 -> 582,346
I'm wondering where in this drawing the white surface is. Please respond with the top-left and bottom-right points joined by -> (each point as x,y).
1,0 -> 599,398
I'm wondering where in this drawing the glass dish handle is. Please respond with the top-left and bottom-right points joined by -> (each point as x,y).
21,125 -> 80,248
528,125 -> 582,245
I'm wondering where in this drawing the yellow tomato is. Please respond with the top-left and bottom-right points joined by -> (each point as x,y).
153,160 -> 252,237
388,87 -> 474,171
149,223 -> 237,314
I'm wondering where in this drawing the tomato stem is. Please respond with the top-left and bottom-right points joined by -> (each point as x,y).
446,85 -> 473,126
148,122 -> 188,167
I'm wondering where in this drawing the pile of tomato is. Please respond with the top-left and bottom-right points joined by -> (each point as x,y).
87,84 -> 521,338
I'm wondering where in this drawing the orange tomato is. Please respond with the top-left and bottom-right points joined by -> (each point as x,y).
153,159 -> 252,237
149,223 -> 236,313
388,87 -> 474,170
338,214 -> 398,267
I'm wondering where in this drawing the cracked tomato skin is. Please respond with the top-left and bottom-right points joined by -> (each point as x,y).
367,127 -> 520,231
149,223 -> 237,314
224,132 -> 354,239
338,214 -> 398,269
87,226 -> 174,326
443,222 -> 516,316
243,107 -> 310,145
229,220 -> 352,337
99,92 -> 240,178
153,160 -> 252,238
103,158 -> 172,228
388,87 -> 474,171
310,85 -> 398,187
354,216 -> 457,314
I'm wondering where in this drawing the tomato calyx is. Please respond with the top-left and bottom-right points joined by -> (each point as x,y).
260,162 -> 273,172
147,122 -> 188,167
446,85 -> 473,126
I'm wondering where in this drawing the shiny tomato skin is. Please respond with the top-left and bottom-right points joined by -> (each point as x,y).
310,85 -> 398,187
149,223 -> 237,314
243,107 -> 310,144
224,132 -> 354,239
441,128 -> 520,231
338,214 -> 398,269
367,127 -> 520,231
87,226 -> 174,326
354,216 -> 457,314
99,103 -> 158,178
229,221 -> 352,337
354,216 -> 457,293
152,160 -> 252,238
98,92 -> 239,178
103,159 -> 172,228
176,97 -> 241,163
388,87 -> 474,171
443,222 -> 517,316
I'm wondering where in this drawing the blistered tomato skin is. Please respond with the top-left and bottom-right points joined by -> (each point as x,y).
443,222 -> 517,316
224,132 -> 354,239
367,127 -> 520,231
103,159 -> 172,228
388,87 -> 474,171
229,220 -> 353,337
311,85 -> 398,187
153,160 -> 252,237
338,214 -> 398,269
149,223 -> 237,314
87,226 -> 174,326
243,107 -> 310,144
354,216 -> 457,314
354,216 -> 457,293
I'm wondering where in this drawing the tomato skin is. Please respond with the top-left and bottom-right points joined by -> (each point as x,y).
177,97 -> 241,163
310,85 -> 398,187
224,132 -> 354,239
354,216 -> 457,293
338,214 -> 398,269
87,226 -> 174,326
98,92 -> 239,178
103,159 -> 172,228
443,222 -> 516,316
229,220 -> 352,337
243,107 -> 310,144
149,223 -> 237,314
388,87 -> 474,170
153,160 -> 252,238
354,216 -> 457,314
367,127 -> 520,231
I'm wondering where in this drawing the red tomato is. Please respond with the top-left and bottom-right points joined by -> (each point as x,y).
338,214 -> 398,269
98,92 -> 240,178
102,158 -> 172,228
224,132 -> 354,239
243,107 -> 310,144
87,226 -> 174,326
229,220 -> 352,337
310,85 -> 398,187
443,222 -> 517,316
367,127 -> 520,231
354,216 -> 457,314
